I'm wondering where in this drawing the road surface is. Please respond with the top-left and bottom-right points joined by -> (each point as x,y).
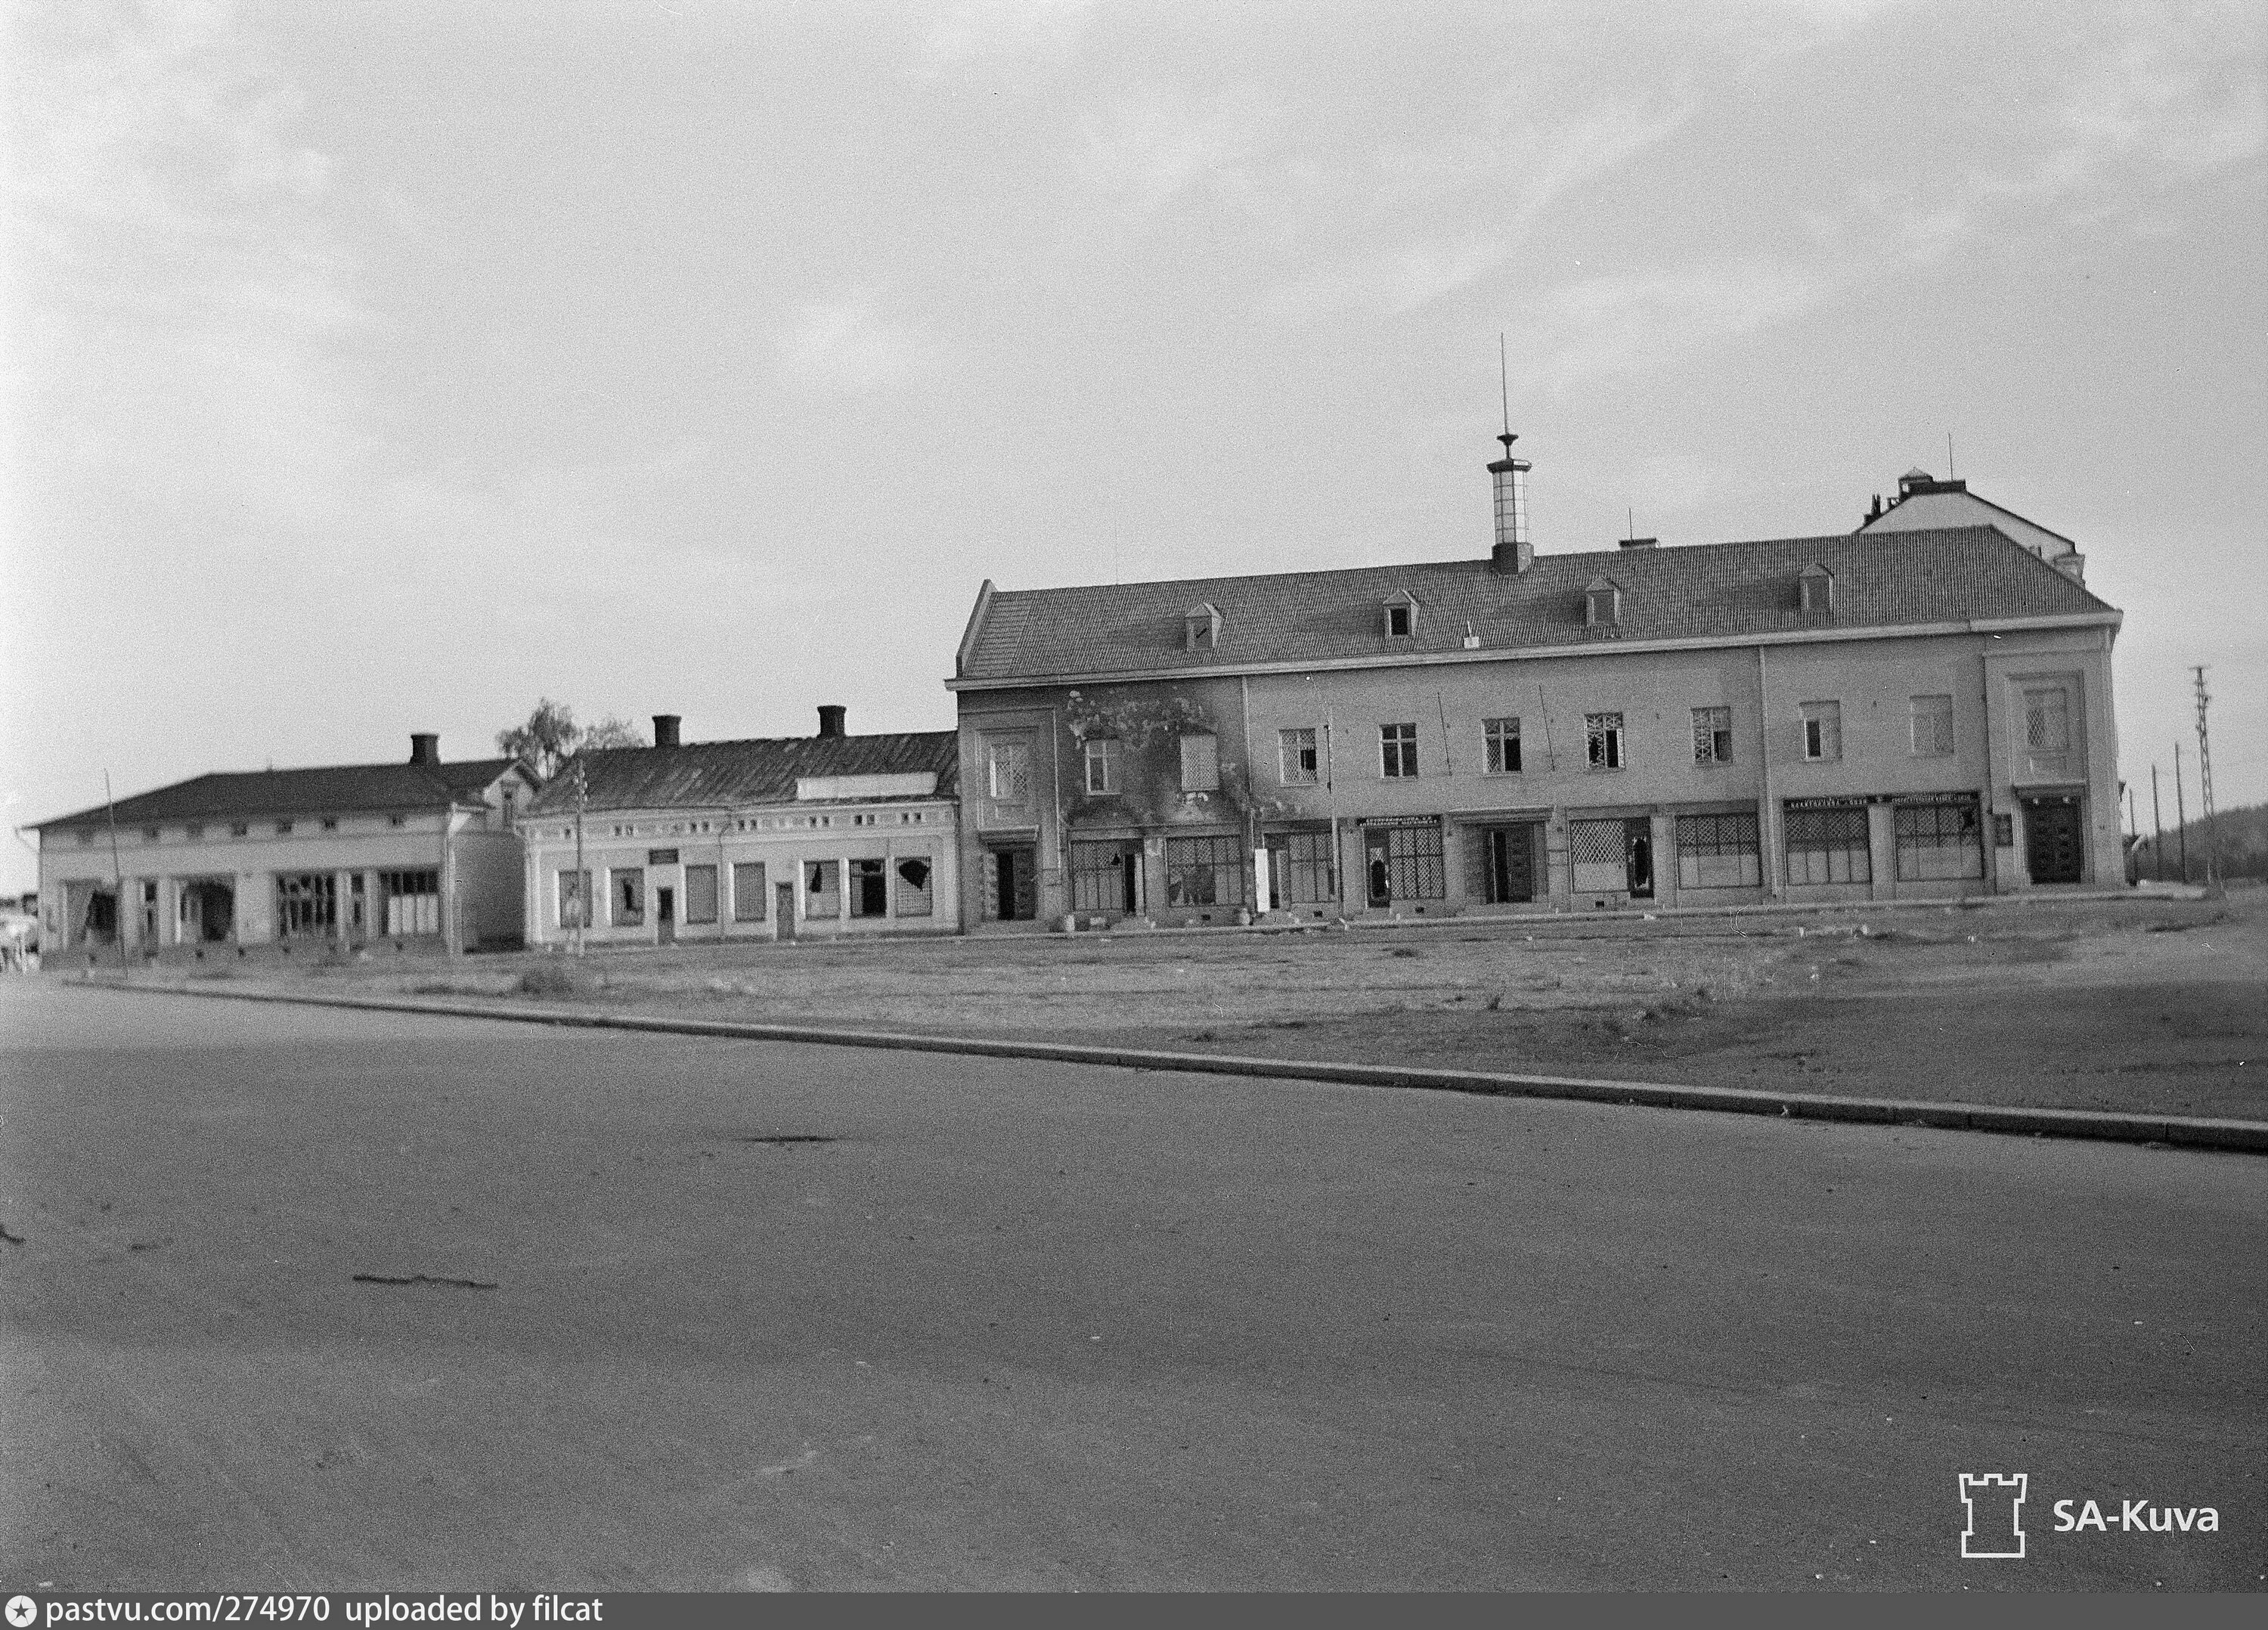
2,979 -> 2261,1589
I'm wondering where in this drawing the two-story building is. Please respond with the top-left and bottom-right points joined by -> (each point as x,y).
947,440 -> 2124,928
29,735 -> 531,960
519,708 -> 960,947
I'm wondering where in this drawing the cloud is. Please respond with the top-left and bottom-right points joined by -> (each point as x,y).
1075,87 -> 1272,218
1532,259 -> 1829,388
774,293 -> 942,394
1263,240 -> 1509,324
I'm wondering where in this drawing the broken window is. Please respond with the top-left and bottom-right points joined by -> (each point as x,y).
1278,728 -> 1318,785
805,860 -> 839,919
1585,712 -> 1625,770
557,869 -> 592,931
276,872 -> 336,937
894,855 -> 934,917
850,857 -> 888,918
1801,701 -> 1842,761
683,863 -> 718,925
1380,723 -> 1418,779
1910,694 -> 1955,757
1692,707 -> 1734,765
381,869 -> 441,936
1179,733 -> 1219,792
1675,813 -> 1761,888
1083,738 -> 1121,795
1484,717 -> 1522,774
731,863 -> 767,922
611,866 -> 645,927
1895,798 -> 1983,881
1070,841 -> 1138,914
1164,835 -> 1246,908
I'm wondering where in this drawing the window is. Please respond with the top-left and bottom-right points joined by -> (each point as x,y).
2024,686 -> 2070,752
1799,564 -> 1834,616
1585,712 -> 1624,771
805,860 -> 839,919
1910,694 -> 1954,757
848,857 -> 888,917
1071,840 -> 1138,913
1083,737 -> 1121,795
1484,717 -> 1522,775
1185,603 -> 1222,649
732,862 -> 767,921
1692,707 -> 1734,765
231,823 -> 250,837
1165,835 -> 1247,908
1380,723 -> 1419,779
1801,701 -> 1842,761
1895,798 -> 1984,882
987,741 -> 1030,802
1569,819 -> 1630,894
319,818 -> 339,832
387,815 -> 405,829
77,830 -> 95,844
500,788 -> 517,829
381,869 -> 441,935
1385,603 -> 1412,638
1371,822 -> 1445,900
275,873 -> 335,937
1675,813 -> 1761,888
1272,830 -> 1336,905
1785,804 -> 1870,885
894,855 -> 934,916
1585,579 -> 1622,628
557,869 -> 593,930
275,820 -> 294,836
611,866 -> 645,926
1278,728 -> 1318,785
683,864 -> 718,924
1179,733 -> 1220,792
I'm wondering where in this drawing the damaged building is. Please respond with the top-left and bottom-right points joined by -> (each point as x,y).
947,440 -> 2124,928
30,736 -> 531,959
519,708 -> 961,946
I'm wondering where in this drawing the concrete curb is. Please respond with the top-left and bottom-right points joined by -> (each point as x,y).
68,977 -> 2268,1155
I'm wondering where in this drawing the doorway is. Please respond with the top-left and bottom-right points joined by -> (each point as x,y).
1478,823 -> 1539,904
990,846 -> 1037,921
2023,798 -> 2084,884
1365,835 -> 1391,908
1625,818 -> 1656,900
655,885 -> 676,944
775,882 -> 797,941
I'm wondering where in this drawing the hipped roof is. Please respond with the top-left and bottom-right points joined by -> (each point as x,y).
525,732 -> 959,816
34,758 -> 522,832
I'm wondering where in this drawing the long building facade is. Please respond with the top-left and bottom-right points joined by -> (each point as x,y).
519,710 -> 961,946
947,451 -> 2124,929
30,735 -> 531,960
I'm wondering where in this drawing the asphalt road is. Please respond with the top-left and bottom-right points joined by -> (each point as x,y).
2,979 -> 2262,1591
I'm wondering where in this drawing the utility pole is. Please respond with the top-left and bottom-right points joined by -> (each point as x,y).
2194,665 -> 2220,888
2150,763 -> 2165,882
571,759 -> 588,956
104,771 -> 126,971
2125,782 -> 2137,882
2174,742 -> 2189,884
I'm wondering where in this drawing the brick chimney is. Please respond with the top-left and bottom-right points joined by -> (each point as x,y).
816,705 -> 846,739
652,714 -> 681,748
1489,432 -> 1532,573
409,733 -> 439,766
1618,536 -> 1658,550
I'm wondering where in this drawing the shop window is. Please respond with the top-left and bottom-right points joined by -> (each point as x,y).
805,860 -> 839,919
894,855 -> 934,916
1675,813 -> 1761,888
276,872 -> 336,937
382,869 -> 441,936
557,869 -> 592,930
612,866 -> 645,927
684,863 -> 718,925
850,858 -> 888,917
1785,805 -> 1870,885
732,862 -> 767,921
1895,798 -> 1984,881
1165,835 -> 1247,908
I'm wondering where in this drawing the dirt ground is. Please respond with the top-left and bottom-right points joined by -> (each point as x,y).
95,888 -> 2268,1121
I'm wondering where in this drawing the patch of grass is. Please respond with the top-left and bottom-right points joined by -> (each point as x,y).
515,963 -> 598,999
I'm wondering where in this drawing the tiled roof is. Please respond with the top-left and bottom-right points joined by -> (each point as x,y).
954,524 -> 2116,684
34,758 -> 522,832
525,732 -> 960,817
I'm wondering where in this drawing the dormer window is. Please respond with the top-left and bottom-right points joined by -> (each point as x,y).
1381,590 -> 1418,640
1799,563 -> 1835,617
1184,602 -> 1224,651
1584,577 -> 1623,628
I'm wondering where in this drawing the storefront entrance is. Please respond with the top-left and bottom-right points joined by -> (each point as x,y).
2023,796 -> 2085,884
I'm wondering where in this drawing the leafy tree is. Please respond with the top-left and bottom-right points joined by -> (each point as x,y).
497,700 -> 646,783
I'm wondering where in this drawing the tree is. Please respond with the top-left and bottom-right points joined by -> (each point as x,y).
497,700 -> 646,783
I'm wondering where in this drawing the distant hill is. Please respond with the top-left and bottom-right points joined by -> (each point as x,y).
2130,800 -> 2268,882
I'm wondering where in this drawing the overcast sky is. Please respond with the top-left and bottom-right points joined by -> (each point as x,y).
5,0 -> 2263,890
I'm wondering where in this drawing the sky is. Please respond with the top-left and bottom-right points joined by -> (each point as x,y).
5,0 -> 2263,891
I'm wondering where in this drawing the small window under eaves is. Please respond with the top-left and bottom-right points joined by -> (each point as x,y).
1183,602 -> 1224,651
1382,590 -> 1418,640
1584,577 -> 1623,628
1799,563 -> 1835,618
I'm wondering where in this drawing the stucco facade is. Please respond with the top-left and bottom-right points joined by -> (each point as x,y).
949,497 -> 2123,929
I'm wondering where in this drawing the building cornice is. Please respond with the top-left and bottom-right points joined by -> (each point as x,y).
943,611 -> 2124,693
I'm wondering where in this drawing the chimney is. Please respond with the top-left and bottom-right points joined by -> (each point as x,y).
1618,536 -> 1658,550
652,714 -> 681,748
408,733 -> 439,766
1488,432 -> 1532,573
816,704 -> 846,739
2053,552 -> 2087,583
